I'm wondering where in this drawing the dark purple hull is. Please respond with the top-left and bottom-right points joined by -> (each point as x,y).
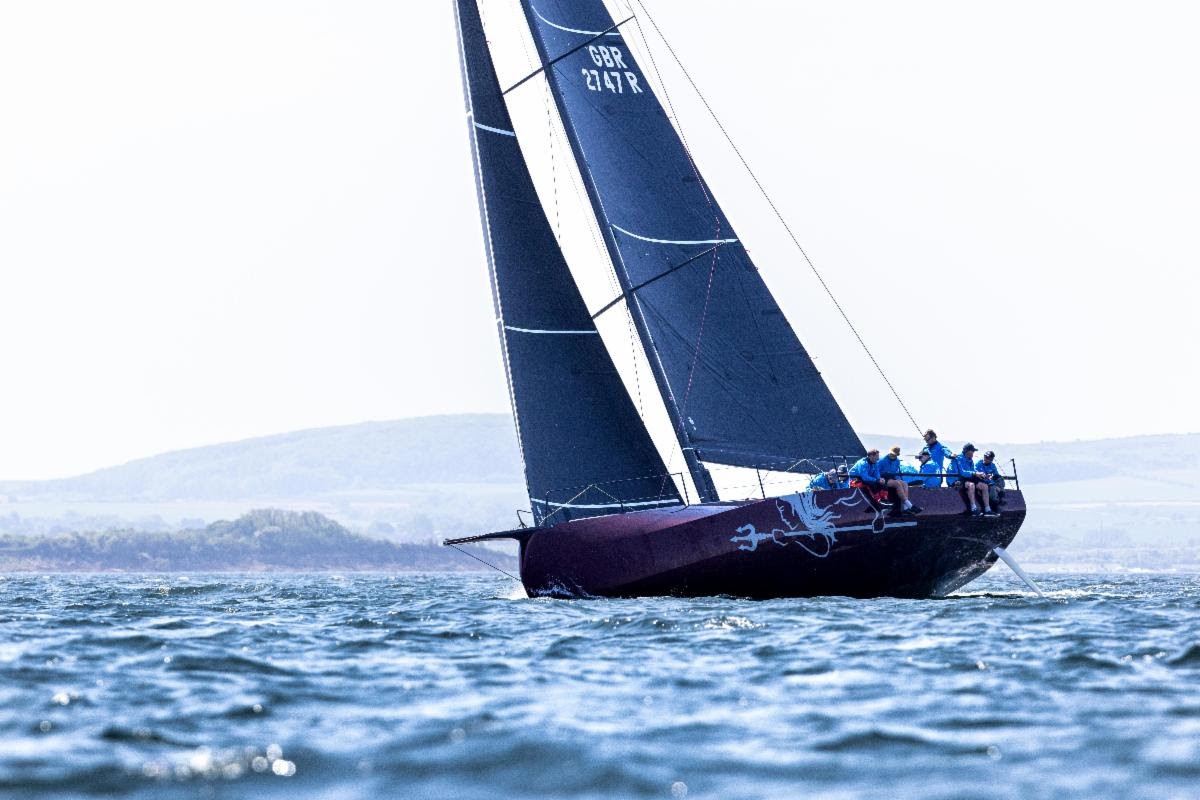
514,487 -> 1025,599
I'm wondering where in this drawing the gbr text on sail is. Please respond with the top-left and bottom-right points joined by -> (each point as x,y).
581,45 -> 643,94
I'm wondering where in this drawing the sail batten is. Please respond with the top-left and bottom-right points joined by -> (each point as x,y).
610,224 -> 739,246
503,325 -> 599,335
473,121 -> 517,137
529,2 -> 622,37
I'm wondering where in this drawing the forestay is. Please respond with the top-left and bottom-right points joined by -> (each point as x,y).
454,0 -> 682,524
517,0 -> 865,472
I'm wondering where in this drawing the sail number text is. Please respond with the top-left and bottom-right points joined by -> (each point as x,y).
581,45 -> 643,95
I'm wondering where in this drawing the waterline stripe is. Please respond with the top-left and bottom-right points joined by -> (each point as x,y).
612,223 -> 738,246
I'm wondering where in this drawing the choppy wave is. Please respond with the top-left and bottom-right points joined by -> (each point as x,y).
1,572 -> 1198,799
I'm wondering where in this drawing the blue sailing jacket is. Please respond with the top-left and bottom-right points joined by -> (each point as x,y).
950,453 -> 977,482
926,440 -> 952,469
900,464 -> 923,485
879,455 -> 904,480
919,461 -> 942,488
849,457 -> 882,484
977,460 -> 1001,484
808,472 -> 848,491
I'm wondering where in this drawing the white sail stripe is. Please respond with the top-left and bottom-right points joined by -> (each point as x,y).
504,325 -> 599,335
529,4 -> 621,37
531,498 -> 680,509
473,121 -> 516,137
611,223 -> 739,246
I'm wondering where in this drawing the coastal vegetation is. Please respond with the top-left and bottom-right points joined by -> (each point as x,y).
0,509 -> 513,573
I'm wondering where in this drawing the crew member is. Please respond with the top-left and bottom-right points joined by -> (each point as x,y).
977,450 -> 1005,509
849,449 -> 886,498
922,429 -> 952,483
808,468 -> 840,491
883,445 -> 921,514
951,443 -> 996,517
917,448 -> 942,488
879,446 -> 904,481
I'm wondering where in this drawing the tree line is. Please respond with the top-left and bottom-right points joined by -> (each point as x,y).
0,509 -> 513,572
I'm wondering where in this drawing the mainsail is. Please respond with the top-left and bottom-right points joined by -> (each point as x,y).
516,0 -> 865,476
454,0 -> 682,524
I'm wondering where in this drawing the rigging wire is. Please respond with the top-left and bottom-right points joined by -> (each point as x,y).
624,7 -> 723,450
448,543 -> 521,582
629,0 -> 924,437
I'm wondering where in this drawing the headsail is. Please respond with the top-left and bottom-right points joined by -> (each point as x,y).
516,0 -> 865,473
454,0 -> 682,524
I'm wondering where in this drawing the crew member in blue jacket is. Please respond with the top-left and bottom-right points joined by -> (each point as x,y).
917,448 -> 942,488
922,429 -> 952,476
851,447 -> 920,514
848,448 -> 884,495
879,446 -> 904,482
808,465 -> 849,491
882,444 -> 921,486
849,449 -> 883,486
951,443 -> 997,516
977,450 -> 1004,508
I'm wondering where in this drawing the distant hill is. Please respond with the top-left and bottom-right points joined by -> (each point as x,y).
0,509 -> 513,572
7,414 -> 1198,504
2,416 -> 1198,563
0,415 -> 522,502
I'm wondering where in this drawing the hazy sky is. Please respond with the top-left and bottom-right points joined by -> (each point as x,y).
2,0 -> 1197,480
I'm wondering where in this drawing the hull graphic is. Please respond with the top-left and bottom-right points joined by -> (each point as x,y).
514,488 -> 1026,599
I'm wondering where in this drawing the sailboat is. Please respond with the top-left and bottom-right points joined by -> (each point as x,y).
444,0 -> 1026,599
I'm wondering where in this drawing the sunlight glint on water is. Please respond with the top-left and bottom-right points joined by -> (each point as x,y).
0,572 -> 1197,799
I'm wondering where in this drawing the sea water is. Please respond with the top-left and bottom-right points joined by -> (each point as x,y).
1,572 -> 1197,799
